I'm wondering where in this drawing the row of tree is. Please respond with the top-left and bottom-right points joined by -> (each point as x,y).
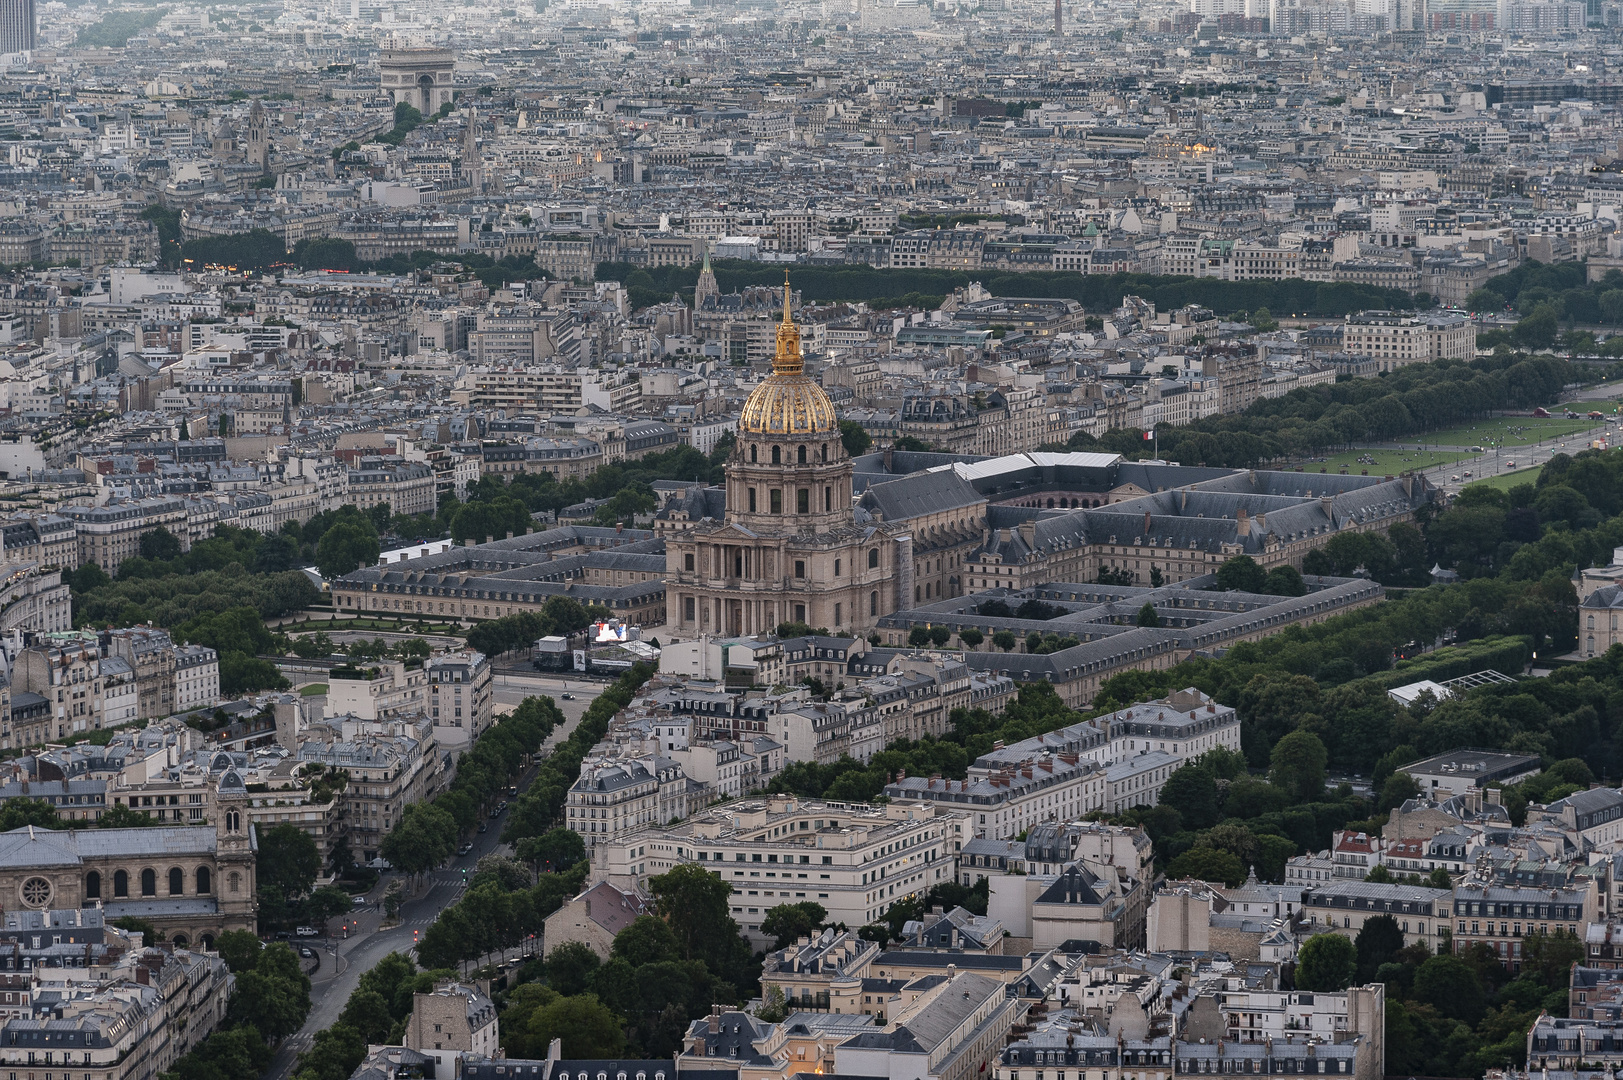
513,863 -> 761,1058
290,951 -> 461,1080
598,259 -> 1415,321
379,695 -> 569,874
159,933 -> 313,1080
1065,350 -> 1592,469
1294,917 -> 1579,1077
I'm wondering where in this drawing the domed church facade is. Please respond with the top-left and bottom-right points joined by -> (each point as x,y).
665,280 -> 906,638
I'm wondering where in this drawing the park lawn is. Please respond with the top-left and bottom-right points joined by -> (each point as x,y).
299,683 -> 328,696
1466,467 -> 1543,493
1417,415 -> 1602,447
1292,446 -> 1476,474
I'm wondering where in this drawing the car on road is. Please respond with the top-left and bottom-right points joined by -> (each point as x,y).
299,947 -> 314,958
1471,446 -> 1484,452
295,926 -> 319,937
560,693 -> 574,700
458,843 -> 473,857
1450,475 -> 1460,481
352,895 -> 368,907
498,800 -> 507,812
478,822 -> 488,833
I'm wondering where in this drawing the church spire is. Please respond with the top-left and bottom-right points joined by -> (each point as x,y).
772,272 -> 803,377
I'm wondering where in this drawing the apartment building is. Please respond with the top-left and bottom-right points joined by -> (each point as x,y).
835,972 -> 1017,1080
1450,881 -> 1596,971
104,627 -> 179,722
425,651 -> 494,753
1342,310 -> 1474,371
566,756 -> 693,849
403,982 -> 500,1080
296,715 -> 441,863
347,458 -> 436,517
174,645 -> 221,713
11,634 -> 108,746
326,660 -> 428,722
1302,880 -> 1452,953
588,795 -> 974,945
61,497 -> 189,572
884,756 -> 1105,841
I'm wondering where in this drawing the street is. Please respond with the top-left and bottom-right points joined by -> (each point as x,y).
264,680 -> 595,1080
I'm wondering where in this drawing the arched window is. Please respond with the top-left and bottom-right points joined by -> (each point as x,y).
821,444 -> 828,461
169,868 -> 184,895
869,548 -> 880,568
228,872 -> 241,894
1589,615 -> 1596,630
196,867 -> 211,894
750,445 -> 758,463
914,586 -> 921,602
797,445 -> 807,464
824,487 -> 832,512
871,591 -> 878,616
771,446 -> 781,465
200,934 -> 215,951
748,489 -> 757,513
85,871 -> 101,899
171,934 -> 188,948
226,810 -> 240,833
113,870 -> 128,898
141,869 -> 157,897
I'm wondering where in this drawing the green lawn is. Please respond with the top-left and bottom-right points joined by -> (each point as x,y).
1292,446 -> 1476,474
1417,415 -> 1603,448
299,683 -> 328,696
1466,467 -> 1543,492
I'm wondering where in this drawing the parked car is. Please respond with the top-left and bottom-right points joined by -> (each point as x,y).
295,926 -> 319,937
478,822 -> 488,834
299,947 -> 314,958
458,842 -> 473,857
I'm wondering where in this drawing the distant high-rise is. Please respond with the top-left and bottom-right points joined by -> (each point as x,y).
1055,0 -> 1063,32
0,0 -> 36,54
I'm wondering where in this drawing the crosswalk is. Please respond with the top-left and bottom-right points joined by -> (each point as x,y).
282,1033 -> 315,1053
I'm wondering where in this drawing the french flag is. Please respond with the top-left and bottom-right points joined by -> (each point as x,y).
1143,429 -> 1155,441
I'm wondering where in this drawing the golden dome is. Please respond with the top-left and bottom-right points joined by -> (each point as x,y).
738,275 -> 839,436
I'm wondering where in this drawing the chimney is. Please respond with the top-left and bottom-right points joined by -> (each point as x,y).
1236,508 -> 1250,537
1143,510 -> 1151,535
1019,521 -> 1036,548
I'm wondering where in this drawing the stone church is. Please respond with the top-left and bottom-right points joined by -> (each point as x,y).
665,279 -> 907,637
0,769 -> 257,948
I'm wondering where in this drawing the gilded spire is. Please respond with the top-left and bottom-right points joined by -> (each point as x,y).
773,272 -> 803,376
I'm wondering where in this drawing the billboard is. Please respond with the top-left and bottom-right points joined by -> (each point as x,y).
591,621 -> 633,644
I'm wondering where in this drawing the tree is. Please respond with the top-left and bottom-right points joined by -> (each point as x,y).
1521,928 -> 1584,987
524,995 -> 626,1059
1250,307 -> 1279,332
337,988 -> 395,1045
1270,730 -> 1328,803
544,941 -> 601,995
138,526 -> 182,562
1354,914 -> 1405,982
111,916 -> 162,942
517,828 -> 586,873
760,902 -> 828,949
958,628 -> 983,648
992,630 -> 1017,652
1136,602 -> 1160,627
1166,847 -> 1245,887
1413,953 -> 1487,1024
928,626 -> 951,647
1296,933 -> 1357,991
214,929 -> 264,973
1215,555 -> 1267,593
1263,565 -> 1308,597
612,916 -> 681,967
908,627 -> 930,647
1158,764 -> 1220,831
96,803 -> 152,828
649,862 -> 737,961
839,420 -> 872,457
316,521 -> 381,580
259,823 -> 321,907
